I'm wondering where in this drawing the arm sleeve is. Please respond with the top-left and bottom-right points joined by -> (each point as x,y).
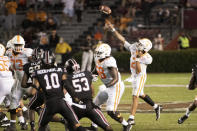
124,41 -> 132,51
63,80 -> 77,99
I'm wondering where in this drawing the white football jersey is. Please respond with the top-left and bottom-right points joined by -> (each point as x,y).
124,41 -> 152,76
0,56 -> 13,78
95,56 -> 121,85
7,48 -> 32,71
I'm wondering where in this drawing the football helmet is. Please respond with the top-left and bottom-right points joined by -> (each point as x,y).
0,44 -> 5,56
65,58 -> 80,74
42,50 -> 56,66
12,35 -> 25,53
6,40 -> 13,50
94,43 -> 111,60
32,48 -> 44,61
136,38 -> 152,52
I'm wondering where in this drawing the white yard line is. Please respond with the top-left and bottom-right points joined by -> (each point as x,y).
125,84 -> 186,88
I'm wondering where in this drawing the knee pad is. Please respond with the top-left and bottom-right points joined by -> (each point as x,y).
107,111 -> 122,123
8,109 -> 16,114
98,91 -> 108,102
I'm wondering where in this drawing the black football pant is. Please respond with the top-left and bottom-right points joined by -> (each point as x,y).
72,105 -> 110,130
28,91 -> 44,112
38,98 -> 79,131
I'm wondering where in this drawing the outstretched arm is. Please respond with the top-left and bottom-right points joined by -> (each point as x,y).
105,20 -> 126,45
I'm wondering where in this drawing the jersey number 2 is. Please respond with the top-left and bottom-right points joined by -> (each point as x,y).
44,73 -> 60,90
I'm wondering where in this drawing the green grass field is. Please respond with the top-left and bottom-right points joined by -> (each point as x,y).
2,73 -> 197,131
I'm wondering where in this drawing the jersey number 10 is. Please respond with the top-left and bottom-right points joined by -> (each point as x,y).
44,73 -> 60,90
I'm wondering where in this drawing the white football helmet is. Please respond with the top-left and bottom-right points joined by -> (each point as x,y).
6,39 -> 13,49
136,38 -> 152,52
0,44 -> 5,56
12,35 -> 25,53
94,43 -> 111,60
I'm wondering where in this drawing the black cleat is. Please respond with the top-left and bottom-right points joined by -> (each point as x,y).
4,124 -> 17,131
20,122 -> 28,130
125,118 -> 135,131
155,105 -> 162,120
0,120 -> 10,127
178,115 -> 188,124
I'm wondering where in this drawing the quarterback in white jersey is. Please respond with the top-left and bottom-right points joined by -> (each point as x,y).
106,20 -> 162,131
93,43 -> 128,130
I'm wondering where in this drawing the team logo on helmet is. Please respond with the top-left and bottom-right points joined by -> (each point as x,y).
65,58 -> 80,74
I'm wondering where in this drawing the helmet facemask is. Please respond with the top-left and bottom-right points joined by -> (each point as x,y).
13,44 -> 24,53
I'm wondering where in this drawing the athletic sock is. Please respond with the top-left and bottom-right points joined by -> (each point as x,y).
18,116 -> 25,123
153,104 -> 158,109
186,108 -> 191,116
129,115 -> 135,120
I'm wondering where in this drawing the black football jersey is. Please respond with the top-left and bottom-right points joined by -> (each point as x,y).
34,67 -> 65,100
64,71 -> 93,102
23,60 -> 42,84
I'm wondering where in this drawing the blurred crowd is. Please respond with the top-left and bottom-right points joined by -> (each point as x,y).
0,0 -> 194,56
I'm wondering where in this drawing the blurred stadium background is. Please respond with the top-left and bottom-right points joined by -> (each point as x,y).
1,0 -> 197,130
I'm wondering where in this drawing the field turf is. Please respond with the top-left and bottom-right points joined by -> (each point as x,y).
2,73 -> 197,131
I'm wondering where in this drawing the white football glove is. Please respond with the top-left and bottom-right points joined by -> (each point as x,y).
92,74 -> 98,82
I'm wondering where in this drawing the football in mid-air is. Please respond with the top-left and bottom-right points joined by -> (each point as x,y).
99,5 -> 111,15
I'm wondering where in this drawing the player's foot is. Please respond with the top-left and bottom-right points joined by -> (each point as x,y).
20,122 -> 28,130
155,105 -> 162,120
178,115 -> 188,124
60,118 -> 69,131
4,124 -> 17,131
0,120 -> 10,127
125,118 -> 135,131
85,125 -> 98,131
31,127 -> 36,131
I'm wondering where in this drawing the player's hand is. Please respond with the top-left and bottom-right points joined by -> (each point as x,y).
92,74 -> 98,82
105,20 -> 114,30
99,5 -> 111,15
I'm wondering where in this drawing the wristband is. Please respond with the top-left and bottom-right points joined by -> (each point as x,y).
111,28 -> 116,32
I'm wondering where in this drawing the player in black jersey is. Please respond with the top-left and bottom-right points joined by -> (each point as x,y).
64,58 -> 113,131
32,50 -> 85,131
22,48 -> 67,131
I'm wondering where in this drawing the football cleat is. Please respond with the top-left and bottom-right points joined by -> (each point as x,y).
4,123 -> 17,131
125,118 -> 135,131
155,105 -> 162,120
178,115 -> 188,124
20,122 -> 28,130
0,120 -> 10,127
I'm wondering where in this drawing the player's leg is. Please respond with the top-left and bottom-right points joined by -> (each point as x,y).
89,108 -> 113,131
138,74 -> 162,120
81,52 -> 89,71
105,82 -> 128,129
178,97 -> 197,124
86,50 -> 93,72
59,100 -> 86,131
38,105 -> 53,131
126,75 -> 146,131
28,91 -> 45,131
94,85 -> 108,106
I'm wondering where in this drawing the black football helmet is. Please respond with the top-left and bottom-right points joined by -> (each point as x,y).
65,58 -> 80,74
32,48 -> 44,61
42,50 -> 56,66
